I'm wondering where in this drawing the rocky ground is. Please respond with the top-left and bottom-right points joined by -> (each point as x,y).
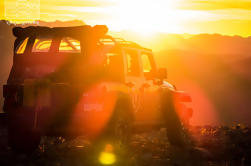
0,124 -> 250,166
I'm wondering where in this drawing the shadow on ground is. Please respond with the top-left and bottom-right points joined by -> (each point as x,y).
0,125 -> 250,166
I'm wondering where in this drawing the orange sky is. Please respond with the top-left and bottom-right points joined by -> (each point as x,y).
1,0 -> 251,36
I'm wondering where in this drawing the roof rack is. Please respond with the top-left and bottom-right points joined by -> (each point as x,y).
12,25 -> 108,39
100,35 -> 151,51
12,25 -> 151,51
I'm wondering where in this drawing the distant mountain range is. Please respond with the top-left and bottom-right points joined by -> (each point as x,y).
154,49 -> 251,126
1,20 -> 251,126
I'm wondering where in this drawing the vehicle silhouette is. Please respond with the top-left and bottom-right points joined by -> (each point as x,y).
3,25 -> 193,152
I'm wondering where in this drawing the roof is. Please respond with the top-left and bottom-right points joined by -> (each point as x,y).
12,25 -> 151,52
12,25 -> 108,39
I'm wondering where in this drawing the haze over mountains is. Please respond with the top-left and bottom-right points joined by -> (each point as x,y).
1,20 -> 251,126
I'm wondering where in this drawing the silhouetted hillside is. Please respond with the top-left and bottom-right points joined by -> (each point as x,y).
155,50 -> 251,126
113,31 -> 251,56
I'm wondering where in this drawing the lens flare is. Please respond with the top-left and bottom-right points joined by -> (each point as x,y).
99,144 -> 116,165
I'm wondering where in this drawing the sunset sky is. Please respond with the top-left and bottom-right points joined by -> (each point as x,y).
1,0 -> 251,36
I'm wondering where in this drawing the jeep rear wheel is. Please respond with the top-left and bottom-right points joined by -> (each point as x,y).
8,119 -> 41,152
8,128 -> 41,152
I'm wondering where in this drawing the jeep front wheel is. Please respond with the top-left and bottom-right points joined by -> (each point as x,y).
161,91 -> 187,146
102,96 -> 134,148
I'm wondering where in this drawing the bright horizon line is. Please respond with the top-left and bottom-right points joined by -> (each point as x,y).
2,19 -> 251,39
2,0 -> 251,37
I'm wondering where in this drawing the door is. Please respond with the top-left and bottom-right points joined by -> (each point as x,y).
137,51 -> 161,124
123,48 -> 160,125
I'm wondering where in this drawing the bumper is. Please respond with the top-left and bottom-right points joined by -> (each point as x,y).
7,102 -> 114,138
4,82 -> 116,137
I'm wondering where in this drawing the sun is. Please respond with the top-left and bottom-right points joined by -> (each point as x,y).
106,0 -> 182,34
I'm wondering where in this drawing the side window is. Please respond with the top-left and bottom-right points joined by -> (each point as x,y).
32,37 -> 52,52
105,51 -> 123,81
59,37 -> 81,53
126,50 -> 140,76
16,37 -> 29,54
106,52 -> 117,66
141,54 -> 152,73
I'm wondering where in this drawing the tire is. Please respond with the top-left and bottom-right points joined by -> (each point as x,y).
8,117 -> 41,152
100,95 -> 134,149
161,91 -> 187,147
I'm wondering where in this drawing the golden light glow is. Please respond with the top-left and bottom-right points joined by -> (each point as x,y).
2,0 -> 251,36
70,84 -> 117,138
98,144 -> 116,165
107,0 -> 181,33
99,152 -> 116,165
3,0 -> 40,23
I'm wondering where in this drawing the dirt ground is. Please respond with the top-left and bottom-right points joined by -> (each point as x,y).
0,124 -> 250,166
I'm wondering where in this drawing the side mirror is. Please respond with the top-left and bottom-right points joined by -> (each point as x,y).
157,68 -> 167,80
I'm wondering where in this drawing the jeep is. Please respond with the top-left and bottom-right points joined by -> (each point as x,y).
3,25 -> 193,151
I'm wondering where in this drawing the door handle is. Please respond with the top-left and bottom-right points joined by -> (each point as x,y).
142,83 -> 150,88
126,82 -> 135,88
